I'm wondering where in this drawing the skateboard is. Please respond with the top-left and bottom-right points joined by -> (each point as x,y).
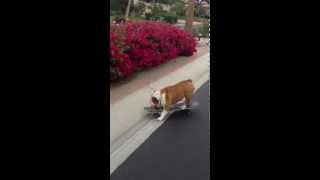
144,101 -> 199,119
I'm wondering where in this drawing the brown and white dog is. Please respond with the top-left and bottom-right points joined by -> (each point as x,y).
150,79 -> 195,121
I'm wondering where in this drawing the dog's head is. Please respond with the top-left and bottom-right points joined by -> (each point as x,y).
150,90 -> 161,108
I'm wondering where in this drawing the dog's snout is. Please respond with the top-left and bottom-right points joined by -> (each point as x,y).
151,97 -> 159,104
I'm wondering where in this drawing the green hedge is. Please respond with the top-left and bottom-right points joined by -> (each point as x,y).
192,23 -> 209,38
145,12 -> 178,24
160,13 -> 178,24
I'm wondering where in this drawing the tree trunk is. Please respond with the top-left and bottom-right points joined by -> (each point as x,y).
125,0 -> 133,19
185,0 -> 194,33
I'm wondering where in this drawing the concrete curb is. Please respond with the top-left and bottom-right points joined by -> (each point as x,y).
110,53 -> 209,174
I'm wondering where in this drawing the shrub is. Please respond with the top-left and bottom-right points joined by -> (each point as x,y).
145,13 -> 152,20
116,16 -> 127,22
145,12 -> 178,24
151,4 -> 164,15
198,6 -> 207,17
192,23 -> 209,38
145,4 -> 166,21
110,21 -> 197,81
157,0 -> 176,4
134,2 -> 146,17
171,0 -> 185,17
110,0 -> 130,15
110,25 -> 134,80
160,13 -> 178,24
201,23 -> 209,37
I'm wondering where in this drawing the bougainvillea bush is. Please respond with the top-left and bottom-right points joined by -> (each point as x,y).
110,21 -> 197,81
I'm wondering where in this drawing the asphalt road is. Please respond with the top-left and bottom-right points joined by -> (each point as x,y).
111,81 -> 210,180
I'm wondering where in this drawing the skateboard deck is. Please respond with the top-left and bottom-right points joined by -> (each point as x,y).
144,101 -> 199,119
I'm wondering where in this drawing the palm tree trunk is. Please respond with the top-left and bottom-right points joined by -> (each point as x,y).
125,0 -> 133,19
185,0 -> 194,32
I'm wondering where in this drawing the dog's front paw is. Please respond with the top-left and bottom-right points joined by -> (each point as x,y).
157,110 -> 168,121
157,117 -> 164,121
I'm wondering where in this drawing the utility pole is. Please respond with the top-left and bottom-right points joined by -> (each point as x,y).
185,0 -> 194,33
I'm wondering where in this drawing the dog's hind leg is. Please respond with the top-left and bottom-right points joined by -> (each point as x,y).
185,98 -> 191,108
184,91 -> 193,108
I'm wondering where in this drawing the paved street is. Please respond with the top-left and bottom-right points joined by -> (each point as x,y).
111,81 -> 210,180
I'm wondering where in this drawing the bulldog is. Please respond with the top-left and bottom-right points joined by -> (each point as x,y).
150,79 -> 195,121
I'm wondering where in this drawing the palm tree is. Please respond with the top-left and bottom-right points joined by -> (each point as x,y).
125,0 -> 133,19
185,0 -> 194,32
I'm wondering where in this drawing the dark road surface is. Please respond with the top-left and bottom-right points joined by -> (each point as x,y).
111,81 -> 210,180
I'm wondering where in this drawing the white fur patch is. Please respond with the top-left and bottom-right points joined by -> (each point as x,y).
157,109 -> 168,121
161,93 -> 166,107
152,90 -> 161,101
156,92 -> 168,121
176,98 -> 186,104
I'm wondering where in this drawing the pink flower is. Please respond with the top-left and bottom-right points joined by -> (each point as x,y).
110,21 -> 197,80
